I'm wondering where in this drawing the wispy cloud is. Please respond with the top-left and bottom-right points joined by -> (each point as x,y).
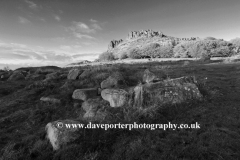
24,0 -> 39,10
74,33 -> 95,39
90,19 -> 98,23
18,16 -> 31,24
67,21 -> 103,39
54,15 -> 61,21
91,23 -> 102,30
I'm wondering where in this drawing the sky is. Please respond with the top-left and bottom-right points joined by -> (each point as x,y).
0,0 -> 240,69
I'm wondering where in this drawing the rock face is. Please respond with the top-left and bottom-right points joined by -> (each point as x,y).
101,89 -> 129,107
7,71 -> 25,81
128,30 -> 164,39
67,69 -> 82,80
108,39 -> 123,50
101,72 -> 126,89
45,120 -> 81,150
133,76 -> 202,107
40,97 -> 61,104
143,69 -> 156,83
72,88 -> 98,101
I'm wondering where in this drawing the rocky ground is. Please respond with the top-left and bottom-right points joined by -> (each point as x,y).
0,59 -> 240,160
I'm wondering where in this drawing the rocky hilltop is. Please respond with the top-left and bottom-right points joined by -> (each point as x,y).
107,29 -> 200,59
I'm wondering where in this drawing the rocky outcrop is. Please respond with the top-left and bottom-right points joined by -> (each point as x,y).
133,76 -> 202,107
72,88 -> 98,101
101,72 -> 126,89
101,89 -> 129,107
127,29 -> 164,39
67,69 -> 83,80
108,39 -> 123,50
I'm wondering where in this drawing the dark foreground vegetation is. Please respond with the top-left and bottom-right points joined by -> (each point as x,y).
1,59 -> 240,160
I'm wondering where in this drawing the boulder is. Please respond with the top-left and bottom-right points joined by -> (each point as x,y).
142,69 -> 156,83
78,69 -> 91,79
67,69 -> 82,80
133,76 -> 202,107
44,72 -> 61,81
72,88 -> 98,101
101,72 -> 126,89
45,120 -> 82,150
40,97 -> 61,104
101,89 -> 129,107
7,71 -> 25,81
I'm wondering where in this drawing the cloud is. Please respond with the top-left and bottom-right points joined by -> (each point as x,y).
68,21 -> 103,40
18,16 -> 31,24
74,33 -> 95,39
91,23 -> 102,30
24,0 -> 39,10
54,15 -> 61,21
70,22 -> 95,34
90,19 -> 98,23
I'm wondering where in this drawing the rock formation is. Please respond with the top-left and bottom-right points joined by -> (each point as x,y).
127,29 -> 164,39
108,39 -> 123,50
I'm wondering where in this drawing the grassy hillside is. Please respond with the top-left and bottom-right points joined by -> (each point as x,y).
1,59 -> 240,159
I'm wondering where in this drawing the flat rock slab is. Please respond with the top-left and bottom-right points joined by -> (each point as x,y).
72,88 -> 98,101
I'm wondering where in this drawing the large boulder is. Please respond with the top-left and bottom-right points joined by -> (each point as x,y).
101,89 -> 129,107
67,69 -> 82,80
72,88 -> 98,101
45,120 -> 82,150
7,71 -> 25,81
142,69 -> 156,83
101,72 -> 126,89
133,76 -> 202,107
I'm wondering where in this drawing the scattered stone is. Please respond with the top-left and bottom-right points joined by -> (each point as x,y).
72,88 -> 98,101
45,120 -> 81,150
142,69 -> 156,83
101,72 -> 126,89
40,97 -> 61,104
101,89 -> 129,107
67,69 -> 83,80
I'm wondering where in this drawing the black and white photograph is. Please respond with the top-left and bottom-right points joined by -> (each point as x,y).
0,0 -> 240,159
